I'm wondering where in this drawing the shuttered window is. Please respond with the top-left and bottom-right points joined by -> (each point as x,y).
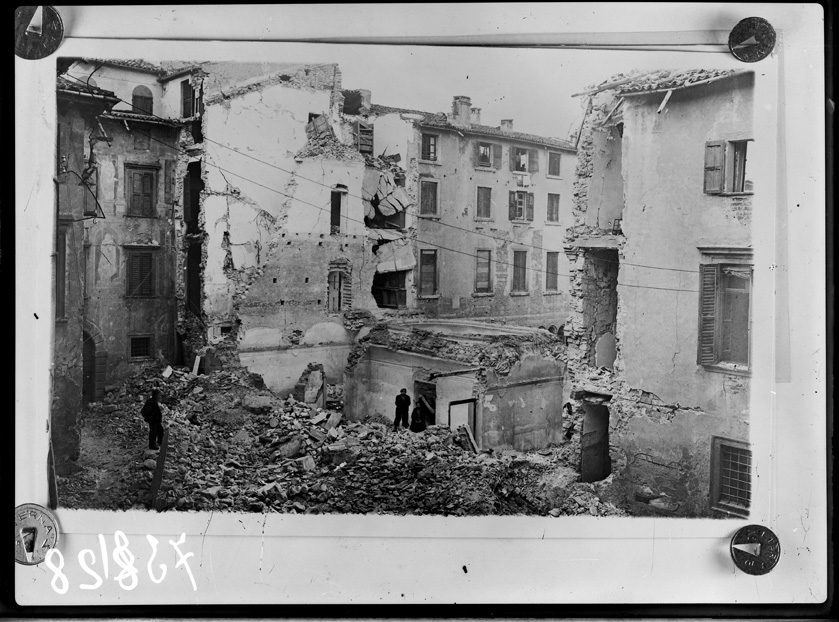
127,168 -> 155,216
512,251 -> 528,292
547,193 -> 560,222
703,141 -> 725,194
508,191 -> 534,221
474,142 -> 501,169
421,134 -> 438,161
419,250 -> 438,296
548,152 -> 561,177
127,252 -> 154,297
545,252 -> 559,291
131,86 -> 153,115
476,187 -> 492,219
475,250 -> 492,293
697,263 -> 751,368
420,180 -> 438,215
130,336 -> 152,358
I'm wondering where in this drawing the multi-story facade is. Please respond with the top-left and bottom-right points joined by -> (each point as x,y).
365,96 -> 577,330
54,67 -> 182,473
565,69 -> 755,517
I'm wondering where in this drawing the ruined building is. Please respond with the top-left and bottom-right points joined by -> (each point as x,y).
54,59 -> 578,465
564,69 -> 755,517
54,66 -> 182,473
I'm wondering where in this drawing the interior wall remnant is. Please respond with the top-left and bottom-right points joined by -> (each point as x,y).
581,248 -> 619,366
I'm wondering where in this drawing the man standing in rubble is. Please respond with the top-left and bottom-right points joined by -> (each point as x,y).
142,389 -> 164,450
393,388 -> 411,432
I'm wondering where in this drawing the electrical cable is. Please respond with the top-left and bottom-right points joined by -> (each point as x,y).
60,70 -> 701,293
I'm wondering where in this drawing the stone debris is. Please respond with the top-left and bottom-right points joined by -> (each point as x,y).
57,361 -> 628,517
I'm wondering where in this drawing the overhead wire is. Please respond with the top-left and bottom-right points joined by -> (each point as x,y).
60,70 -> 700,293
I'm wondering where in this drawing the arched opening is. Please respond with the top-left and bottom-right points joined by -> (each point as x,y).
132,85 -> 153,115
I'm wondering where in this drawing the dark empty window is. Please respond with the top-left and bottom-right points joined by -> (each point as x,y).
132,85 -> 153,115
372,271 -> 407,309
127,167 -> 156,217
475,250 -> 492,293
697,263 -> 752,370
419,249 -> 438,296
512,251 -> 528,292
421,134 -> 438,161
476,187 -> 492,219
546,252 -> 559,291
548,152 -> 561,177
420,180 -> 439,216
130,336 -> 152,358
547,193 -> 560,222
331,185 -> 346,234
711,437 -> 752,517
127,252 -> 154,297
181,79 -> 194,117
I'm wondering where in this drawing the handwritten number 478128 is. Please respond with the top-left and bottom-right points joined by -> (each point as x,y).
44,531 -> 197,594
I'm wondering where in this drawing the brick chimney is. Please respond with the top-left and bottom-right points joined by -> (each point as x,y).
500,119 -> 514,132
451,95 -> 472,127
470,107 -> 482,125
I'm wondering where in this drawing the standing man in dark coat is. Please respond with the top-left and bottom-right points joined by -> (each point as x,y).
142,389 -> 164,450
394,388 -> 411,432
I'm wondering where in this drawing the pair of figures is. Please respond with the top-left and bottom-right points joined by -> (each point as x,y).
394,388 -> 428,433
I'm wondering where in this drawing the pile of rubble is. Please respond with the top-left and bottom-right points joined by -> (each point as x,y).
58,361 -> 627,517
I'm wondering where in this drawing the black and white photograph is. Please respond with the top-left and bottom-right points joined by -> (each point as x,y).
14,4 -> 827,606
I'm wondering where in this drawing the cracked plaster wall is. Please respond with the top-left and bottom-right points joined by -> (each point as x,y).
200,78 -> 338,322
563,75 -> 754,516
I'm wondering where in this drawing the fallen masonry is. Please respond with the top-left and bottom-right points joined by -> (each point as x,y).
57,360 -> 628,517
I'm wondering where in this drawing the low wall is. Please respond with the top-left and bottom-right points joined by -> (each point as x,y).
239,344 -> 352,395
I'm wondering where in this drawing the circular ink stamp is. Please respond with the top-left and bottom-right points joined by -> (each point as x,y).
728,17 -> 777,63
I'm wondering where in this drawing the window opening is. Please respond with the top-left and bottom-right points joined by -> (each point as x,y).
130,336 -> 152,358
477,142 -> 492,167
330,185 -> 347,234
548,152 -> 561,177
475,250 -> 492,293
512,251 -> 528,292
127,251 -> 154,297
131,85 -> 153,115
421,134 -> 438,161
127,167 -> 155,217
697,262 -> 752,370
547,193 -> 560,222
371,271 -> 407,309
419,249 -> 438,296
704,140 -> 753,194
711,437 -> 752,517
476,186 -> 492,219
580,403 -> 611,482
420,180 -> 438,216
508,191 -> 534,221
181,80 -> 194,117
546,252 -> 559,291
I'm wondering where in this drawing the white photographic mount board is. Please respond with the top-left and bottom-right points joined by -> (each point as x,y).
14,3 -> 827,607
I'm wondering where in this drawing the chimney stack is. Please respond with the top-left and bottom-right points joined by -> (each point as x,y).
451,95 -> 472,126
500,119 -> 514,132
470,107 -> 482,125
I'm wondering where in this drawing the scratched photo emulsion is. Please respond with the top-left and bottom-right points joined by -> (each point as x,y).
51,53 -> 755,519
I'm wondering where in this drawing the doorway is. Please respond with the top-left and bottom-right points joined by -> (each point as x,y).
580,403 -> 611,482
448,399 -> 476,432
413,380 -> 437,425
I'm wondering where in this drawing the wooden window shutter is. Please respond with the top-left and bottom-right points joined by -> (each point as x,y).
528,149 -> 539,172
697,264 -> 720,365
473,141 -> 480,167
181,80 -> 193,117
704,141 -> 725,194
164,161 -> 174,204
508,191 -> 517,220
492,144 -> 502,169
131,172 -> 142,214
526,193 -> 535,220
142,173 -> 153,215
509,147 -> 517,171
